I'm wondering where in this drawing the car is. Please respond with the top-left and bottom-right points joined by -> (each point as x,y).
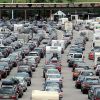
43,64 -> 56,78
88,85 -> 100,100
46,74 -> 63,87
8,52 -> 22,67
13,77 -> 27,92
34,47 -> 44,58
75,70 -> 95,89
68,58 -> 83,68
95,65 -> 100,76
70,47 -> 83,54
0,57 -> 13,70
45,87 -> 63,99
1,79 -> 23,98
0,87 -> 19,100
14,72 -> 31,86
45,68 -> 60,78
0,65 -> 7,78
81,76 -> 100,94
72,68 -> 84,81
48,62 -> 62,73
27,51 -> 41,63
88,48 -> 100,60
17,65 -> 32,77
91,88 -> 100,100
0,61 -> 11,75
72,61 -> 90,72
43,80 -> 62,90
88,49 -> 94,60
22,46 -> 30,55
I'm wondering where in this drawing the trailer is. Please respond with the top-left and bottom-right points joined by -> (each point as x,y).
31,90 -> 59,100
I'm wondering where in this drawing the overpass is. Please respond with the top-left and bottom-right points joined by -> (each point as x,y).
0,3 -> 100,19
0,3 -> 100,9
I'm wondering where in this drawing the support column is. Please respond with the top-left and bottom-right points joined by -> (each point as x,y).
0,10 -> 1,19
50,9 -> 53,20
12,9 -> 14,19
25,10 -> 27,21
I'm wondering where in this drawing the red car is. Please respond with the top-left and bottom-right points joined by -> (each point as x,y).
88,49 -> 94,60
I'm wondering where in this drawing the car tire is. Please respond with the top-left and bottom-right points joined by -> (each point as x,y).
19,93 -> 23,98
73,77 -> 75,81
82,90 -> 86,94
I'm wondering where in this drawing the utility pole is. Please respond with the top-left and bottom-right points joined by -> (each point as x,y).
12,0 -> 14,19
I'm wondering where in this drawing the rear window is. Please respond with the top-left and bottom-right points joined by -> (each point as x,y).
74,54 -> 82,58
0,87 -> 14,94
96,90 -> 100,98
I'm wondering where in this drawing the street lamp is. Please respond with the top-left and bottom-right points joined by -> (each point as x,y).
12,0 -> 14,19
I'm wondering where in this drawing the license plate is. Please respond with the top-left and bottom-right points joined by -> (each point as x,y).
3,95 -> 9,98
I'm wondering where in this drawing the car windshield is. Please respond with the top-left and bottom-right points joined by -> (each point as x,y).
86,78 -> 99,84
46,88 -> 59,92
47,70 -> 59,74
48,75 -> 61,78
18,67 -> 28,71
28,53 -> 38,56
82,72 -> 94,76
42,42 -> 48,44
0,62 -> 8,66
1,59 -> 9,62
46,82 -> 59,87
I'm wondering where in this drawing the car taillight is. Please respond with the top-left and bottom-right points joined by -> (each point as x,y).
59,79 -> 62,82
73,64 -> 77,67
10,96 -> 16,99
56,66 -> 61,70
82,83 -> 89,87
95,97 -> 100,100
0,96 -> 3,98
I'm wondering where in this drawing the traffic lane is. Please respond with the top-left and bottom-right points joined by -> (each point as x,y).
58,29 -> 93,100
84,30 -> 94,67
19,58 -> 45,100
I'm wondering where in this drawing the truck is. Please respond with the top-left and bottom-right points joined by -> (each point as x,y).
94,52 -> 100,67
46,46 -> 62,64
14,24 -> 24,32
52,40 -> 66,53
93,33 -> 100,47
31,90 -> 59,100
64,21 -> 73,32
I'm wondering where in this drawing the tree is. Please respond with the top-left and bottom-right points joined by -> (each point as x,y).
56,0 -> 63,3
34,0 -> 47,3
67,0 -> 76,3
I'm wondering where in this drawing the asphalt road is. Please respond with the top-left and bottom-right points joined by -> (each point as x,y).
0,28 -> 94,100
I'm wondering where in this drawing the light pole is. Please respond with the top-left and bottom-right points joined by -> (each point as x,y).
12,0 -> 14,19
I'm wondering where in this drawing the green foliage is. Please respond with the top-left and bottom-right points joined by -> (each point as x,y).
67,0 -> 76,3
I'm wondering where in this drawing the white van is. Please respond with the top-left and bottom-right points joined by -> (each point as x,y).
67,52 -> 83,62
93,33 -> 100,47
46,46 -> 62,64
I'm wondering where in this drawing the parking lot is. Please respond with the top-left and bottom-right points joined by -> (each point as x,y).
0,27 -> 93,100
1,18 -> 100,100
